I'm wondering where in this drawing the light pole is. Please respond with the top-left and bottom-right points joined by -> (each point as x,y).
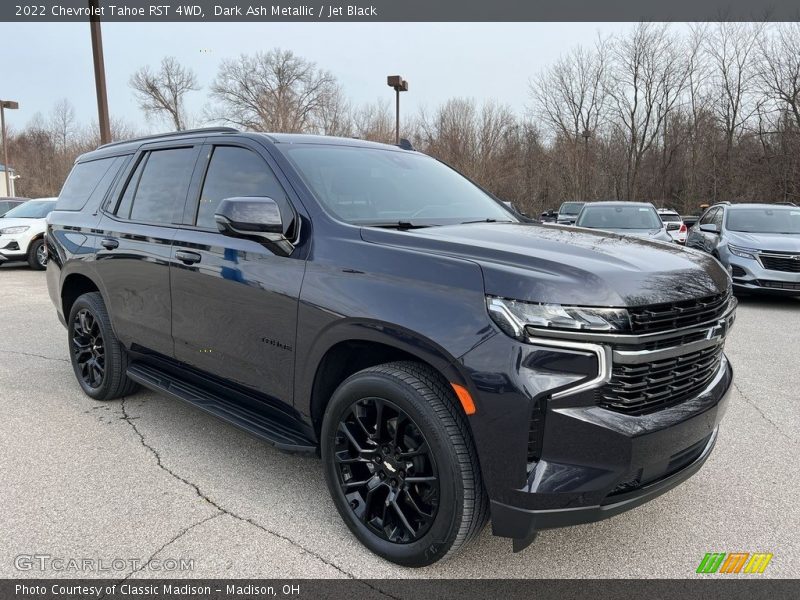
89,0 -> 111,144
581,128 -> 591,199
387,75 -> 408,145
0,100 -> 19,196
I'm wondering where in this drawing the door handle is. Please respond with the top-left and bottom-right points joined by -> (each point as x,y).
175,250 -> 202,265
100,238 -> 119,250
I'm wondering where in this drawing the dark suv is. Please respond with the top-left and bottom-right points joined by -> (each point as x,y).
46,129 -> 735,566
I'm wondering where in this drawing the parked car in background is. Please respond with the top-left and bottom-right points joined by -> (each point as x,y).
657,208 -> 687,244
686,202 -> 800,295
556,201 -> 584,225
683,214 -> 700,230
46,129 -> 735,566
0,197 -> 27,217
575,202 -> 673,242
539,209 -> 557,223
0,198 -> 57,269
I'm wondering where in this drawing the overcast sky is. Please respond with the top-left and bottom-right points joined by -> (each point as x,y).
4,22 -> 641,134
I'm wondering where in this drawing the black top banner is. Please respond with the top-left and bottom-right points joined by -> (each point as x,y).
4,0 -> 800,22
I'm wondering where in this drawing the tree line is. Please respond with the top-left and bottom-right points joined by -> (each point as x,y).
7,22 -> 800,217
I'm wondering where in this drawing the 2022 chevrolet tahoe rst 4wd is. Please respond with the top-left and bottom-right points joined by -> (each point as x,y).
46,129 -> 736,566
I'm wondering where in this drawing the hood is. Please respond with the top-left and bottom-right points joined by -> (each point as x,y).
726,231 -> 800,253
0,217 -> 45,230
361,222 -> 729,307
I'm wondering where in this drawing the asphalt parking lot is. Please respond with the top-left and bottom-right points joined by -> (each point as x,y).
1,264 -> 798,580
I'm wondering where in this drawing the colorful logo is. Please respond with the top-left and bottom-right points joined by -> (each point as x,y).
696,552 -> 773,574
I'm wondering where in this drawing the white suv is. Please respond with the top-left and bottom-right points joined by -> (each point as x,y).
657,208 -> 687,244
0,198 -> 57,269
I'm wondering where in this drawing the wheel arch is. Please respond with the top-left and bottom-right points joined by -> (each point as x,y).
61,272 -> 102,321
303,321 -> 477,440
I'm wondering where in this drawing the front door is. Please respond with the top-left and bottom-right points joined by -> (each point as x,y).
170,141 -> 307,404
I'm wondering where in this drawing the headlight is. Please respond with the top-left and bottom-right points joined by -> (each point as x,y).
0,226 -> 29,235
487,296 -> 631,339
728,244 -> 758,260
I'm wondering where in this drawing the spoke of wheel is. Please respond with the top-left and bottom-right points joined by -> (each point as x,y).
402,488 -> 433,519
405,475 -> 437,484
338,421 -> 364,453
392,414 -> 408,446
373,399 -> 384,440
391,500 -> 417,539
398,441 -> 428,459
350,407 -> 372,439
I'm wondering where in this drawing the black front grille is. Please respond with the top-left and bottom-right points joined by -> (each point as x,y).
731,265 -> 747,278
597,343 -> 724,415
758,279 -> 800,291
759,253 -> 800,273
628,293 -> 730,334
527,400 -> 546,463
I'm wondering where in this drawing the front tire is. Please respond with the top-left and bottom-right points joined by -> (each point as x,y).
321,361 -> 488,567
27,238 -> 47,270
68,292 -> 139,400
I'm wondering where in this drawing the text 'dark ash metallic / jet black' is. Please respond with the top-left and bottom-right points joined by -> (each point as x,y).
45,128 -> 735,567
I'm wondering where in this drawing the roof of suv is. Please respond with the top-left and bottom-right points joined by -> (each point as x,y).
80,128 -> 409,162
582,201 -> 655,208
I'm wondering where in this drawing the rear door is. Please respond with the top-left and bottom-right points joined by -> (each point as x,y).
170,139 -> 307,404
95,142 -> 202,357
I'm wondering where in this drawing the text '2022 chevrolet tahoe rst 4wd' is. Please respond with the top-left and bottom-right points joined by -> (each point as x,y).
46,128 -> 736,566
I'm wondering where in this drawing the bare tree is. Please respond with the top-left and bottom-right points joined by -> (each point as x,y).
208,49 -> 340,133
352,99 -> 395,143
757,22 -> 800,130
130,57 -> 199,131
49,98 -> 77,152
530,38 -> 609,198
607,23 -> 690,200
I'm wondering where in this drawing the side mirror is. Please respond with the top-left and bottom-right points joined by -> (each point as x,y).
699,223 -> 720,234
214,197 -> 295,256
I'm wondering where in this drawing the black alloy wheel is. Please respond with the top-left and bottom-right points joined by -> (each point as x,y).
72,308 -> 105,389
334,397 -> 439,543
321,361 -> 489,567
67,292 -> 138,401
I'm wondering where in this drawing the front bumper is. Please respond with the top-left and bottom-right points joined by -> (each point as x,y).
0,234 -> 29,262
725,252 -> 800,295
459,315 -> 734,543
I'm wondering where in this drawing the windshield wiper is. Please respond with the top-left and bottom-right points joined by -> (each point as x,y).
459,218 -> 516,224
360,221 -> 435,230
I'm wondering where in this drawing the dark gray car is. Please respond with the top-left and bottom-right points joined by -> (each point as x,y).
575,201 -> 673,242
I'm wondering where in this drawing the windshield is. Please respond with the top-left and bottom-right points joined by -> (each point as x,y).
576,205 -> 663,230
559,202 -> 584,216
726,207 -> 800,234
282,145 -> 516,226
2,200 -> 55,219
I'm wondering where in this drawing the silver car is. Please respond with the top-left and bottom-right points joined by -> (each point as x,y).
574,201 -> 674,242
686,202 -> 800,296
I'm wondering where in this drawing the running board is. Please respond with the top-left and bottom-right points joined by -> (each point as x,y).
126,363 -> 318,454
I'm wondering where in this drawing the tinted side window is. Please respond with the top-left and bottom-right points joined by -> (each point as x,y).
115,156 -> 147,219
196,146 -> 286,229
56,156 -> 124,211
129,147 -> 196,224
699,208 -> 717,225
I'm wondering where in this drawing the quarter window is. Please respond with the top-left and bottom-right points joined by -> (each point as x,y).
699,208 -> 717,226
196,146 -> 286,229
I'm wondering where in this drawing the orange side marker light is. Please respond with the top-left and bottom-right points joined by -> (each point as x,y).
451,383 -> 476,415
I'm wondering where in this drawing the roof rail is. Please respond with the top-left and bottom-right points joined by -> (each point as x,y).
99,127 -> 239,149
711,201 -> 731,206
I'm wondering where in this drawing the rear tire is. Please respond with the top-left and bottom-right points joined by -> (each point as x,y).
67,292 -> 139,401
321,361 -> 488,567
27,238 -> 46,270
